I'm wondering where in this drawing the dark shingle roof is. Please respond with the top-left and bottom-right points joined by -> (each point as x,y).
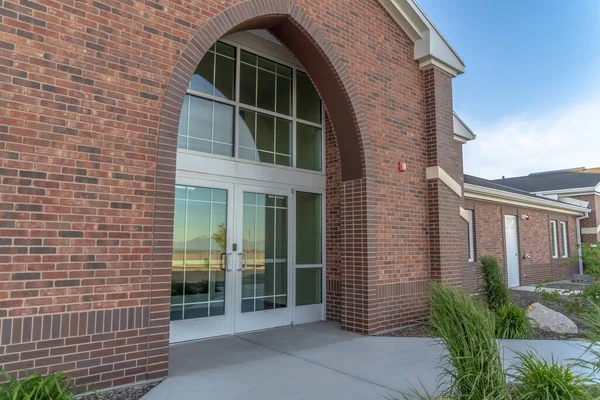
490,169 -> 600,192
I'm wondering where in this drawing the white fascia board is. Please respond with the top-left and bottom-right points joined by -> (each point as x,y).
465,184 -> 590,216
555,196 -> 590,208
581,225 -> 600,235
453,112 -> 476,141
532,187 -> 598,196
378,0 -> 465,76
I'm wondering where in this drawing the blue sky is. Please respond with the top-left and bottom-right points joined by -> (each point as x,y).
417,0 -> 600,179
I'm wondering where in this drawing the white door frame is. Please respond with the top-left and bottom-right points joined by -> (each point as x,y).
170,173 -> 326,343
169,179 -> 236,343
233,183 -> 294,333
504,214 -> 520,288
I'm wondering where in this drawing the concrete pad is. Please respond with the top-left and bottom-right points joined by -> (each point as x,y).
142,323 -> 599,400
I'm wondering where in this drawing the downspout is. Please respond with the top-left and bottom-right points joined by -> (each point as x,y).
576,211 -> 590,275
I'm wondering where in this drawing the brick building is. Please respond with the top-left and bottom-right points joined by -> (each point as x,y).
462,174 -> 592,293
0,0 -> 587,394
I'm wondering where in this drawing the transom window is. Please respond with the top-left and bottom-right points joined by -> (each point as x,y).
178,41 -> 324,172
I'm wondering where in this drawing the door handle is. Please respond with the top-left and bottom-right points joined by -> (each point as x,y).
220,252 -> 233,272
237,252 -> 248,272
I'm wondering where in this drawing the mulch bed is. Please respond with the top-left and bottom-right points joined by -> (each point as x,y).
79,380 -> 162,400
383,290 -> 588,341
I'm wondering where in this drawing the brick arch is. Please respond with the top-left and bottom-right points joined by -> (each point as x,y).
156,0 -> 373,183
147,1 -> 378,362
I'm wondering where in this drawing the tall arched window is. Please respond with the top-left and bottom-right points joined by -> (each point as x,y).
177,40 -> 324,172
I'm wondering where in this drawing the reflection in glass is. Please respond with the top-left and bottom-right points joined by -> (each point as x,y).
241,192 -> 288,313
171,185 -> 228,321
178,96 -> 234,157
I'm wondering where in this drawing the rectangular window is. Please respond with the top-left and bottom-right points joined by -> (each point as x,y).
295,192 -> 323,307
560,221 -> 568,258
466,210 -> 474,262
550,220 -> 558,259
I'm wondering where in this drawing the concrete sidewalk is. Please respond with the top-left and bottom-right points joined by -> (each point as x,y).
141,322 -> 595,400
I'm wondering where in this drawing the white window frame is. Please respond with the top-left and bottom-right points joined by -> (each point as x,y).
560,221 -> 569,258
466,209 -> 474,262
550,220 -> 559,259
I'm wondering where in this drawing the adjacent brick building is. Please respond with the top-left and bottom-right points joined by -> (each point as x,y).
462,174 -> 591,293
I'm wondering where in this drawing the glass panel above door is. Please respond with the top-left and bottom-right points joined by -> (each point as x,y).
171,185 -> 228,321
297,71 -> 322,124
180,40 -> 324,173
190,42 -> 236,101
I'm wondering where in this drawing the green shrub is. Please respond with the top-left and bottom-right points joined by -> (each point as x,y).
428,282 -> 509,399
495,303 -> 532,339
581,282 -> 600,305
479,255 -> 511,311
510,351 -> 592,399
0,371 -> 77,400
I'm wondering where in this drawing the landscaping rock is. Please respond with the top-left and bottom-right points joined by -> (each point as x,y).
527,302 -> 578,334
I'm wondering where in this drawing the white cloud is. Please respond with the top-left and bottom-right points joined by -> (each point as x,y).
463,96 -> 600,180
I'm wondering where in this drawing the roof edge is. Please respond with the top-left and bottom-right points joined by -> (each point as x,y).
377,0 -> 465,76
453,112 -> 476,141
465,183 -> 590,215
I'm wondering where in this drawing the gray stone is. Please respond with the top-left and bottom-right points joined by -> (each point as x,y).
527,302 -> 578,334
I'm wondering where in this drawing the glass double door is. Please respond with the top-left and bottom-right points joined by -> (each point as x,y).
170,180 -> 292,343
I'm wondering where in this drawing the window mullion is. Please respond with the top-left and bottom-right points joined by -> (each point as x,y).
234,46 -> 241,160
292,68 -> 297,168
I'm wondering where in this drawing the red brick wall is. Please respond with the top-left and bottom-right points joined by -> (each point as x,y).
0,0 -> 464,389
573,194 -> 600,243
463,200 -> 580,292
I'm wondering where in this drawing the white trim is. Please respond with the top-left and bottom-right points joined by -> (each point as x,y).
550,220 -> 559,259
459,206 -> 470,221
464,209 -> 474,262
464,183 -> 590,216
532,187 -> 599,196
581,225 -> 600,235
560,221 -> 569,258
377,0 -> 465,76
453,112 -> 476,141
426,166 -> 462,197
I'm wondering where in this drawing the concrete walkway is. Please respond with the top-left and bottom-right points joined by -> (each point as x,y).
141,322 -> 595,400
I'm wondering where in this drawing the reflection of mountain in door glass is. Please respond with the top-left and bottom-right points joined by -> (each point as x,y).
171,185 -> 228,321
241,193 -> 288,313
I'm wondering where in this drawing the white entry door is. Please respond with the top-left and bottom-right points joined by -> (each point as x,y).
233,184 -> 293,333
169,180 -> 294,343
504,215 -> 520,287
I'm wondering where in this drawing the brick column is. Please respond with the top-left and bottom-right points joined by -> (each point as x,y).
423,66 -> 468,284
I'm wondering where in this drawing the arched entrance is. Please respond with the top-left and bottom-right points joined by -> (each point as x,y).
151,0 -> 375,343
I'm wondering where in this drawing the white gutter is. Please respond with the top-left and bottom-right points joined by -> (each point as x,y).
465,183 -> 591,215
532,187 -> 599,196
576,212 -> 590,275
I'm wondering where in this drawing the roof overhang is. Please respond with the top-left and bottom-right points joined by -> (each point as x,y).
453,112 -> 476,143
377,0 -> 465,76
531,186 -> 600,197
465,183 -> 591,216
